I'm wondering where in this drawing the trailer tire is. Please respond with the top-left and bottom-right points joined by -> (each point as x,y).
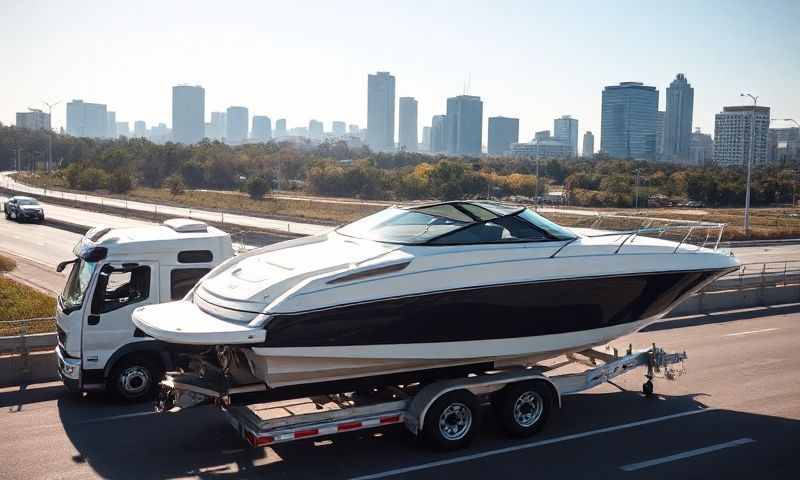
422,390 -> 480,451
108,355 -> 163,402
494,380 -> 554,437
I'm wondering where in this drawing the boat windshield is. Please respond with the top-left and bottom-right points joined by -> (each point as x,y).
61,259 -> 97,311
336,203 -> 577,245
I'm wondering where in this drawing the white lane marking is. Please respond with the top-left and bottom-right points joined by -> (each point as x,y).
74,410 -> 155,424
349,408 -> 714,480
620,438 -> 755,471
724,328 -> 779,337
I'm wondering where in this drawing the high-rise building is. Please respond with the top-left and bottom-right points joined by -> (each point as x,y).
66,100 -> 108,138
251,116 -> 272,141
150,123 -> 170,144
332,121 -> 347,137
16,109 -> 50,131
430,115 -> 447,153
446,95 -> 483,156
398,97 -> 418,151
308,120 -> 324,140
133,120 -> 147,138
208,111 -> 226,140
348,124 -> 359,135
225,106 -> 249,144
274,119 -> 287,138
534,130 -> 551,140
367,71 -> 396,150
106,111 -> 117,138
600,82 -> 659,159
655,111 -> 665,158
172,85 -> 205,144
116,122 -> 130,137
768,127 -> 800,164
582,131 -> 595,158
689,128 -> 714,166
713,105 -> 771,166
553,115 -> 578,156
421,126 -> 432,152
663,74 -> 694,162
487,116 -> 519,155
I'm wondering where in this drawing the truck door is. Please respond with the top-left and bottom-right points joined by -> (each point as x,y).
81,261 -> 159,373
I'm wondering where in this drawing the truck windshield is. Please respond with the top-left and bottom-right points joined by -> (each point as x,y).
61,259 -> 97,311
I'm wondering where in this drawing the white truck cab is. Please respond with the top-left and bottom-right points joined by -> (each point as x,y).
55,219 -> 235,401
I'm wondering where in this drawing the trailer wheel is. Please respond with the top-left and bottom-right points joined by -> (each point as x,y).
109,355 -> 163,402
494,380 -> 554,437
422,390 -> 480,451
643,380 -> 654,396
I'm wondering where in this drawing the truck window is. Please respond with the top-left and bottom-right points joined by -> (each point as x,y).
91,266 -> 151,314
171,268 -> 211,300
178,250 -> 213,263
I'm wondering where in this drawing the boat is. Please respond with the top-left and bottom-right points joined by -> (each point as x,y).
132,201 -> 739,391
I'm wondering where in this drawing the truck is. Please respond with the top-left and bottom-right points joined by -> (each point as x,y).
55,218 -> 235,401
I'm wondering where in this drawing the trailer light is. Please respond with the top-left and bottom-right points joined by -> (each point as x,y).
293,428 -> 319,439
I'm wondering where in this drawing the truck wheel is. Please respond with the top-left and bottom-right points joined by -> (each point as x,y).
422,390 -> 481,451
494,380 -> 555,437
109,355 -> 163,402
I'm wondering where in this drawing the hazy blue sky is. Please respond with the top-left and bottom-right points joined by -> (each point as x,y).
2,0 -> 798,142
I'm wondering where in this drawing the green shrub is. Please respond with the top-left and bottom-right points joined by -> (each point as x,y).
245,174 -> 272,200
77,168 -> 108,191
165,174 -> 185,196
108,170 -> 133,193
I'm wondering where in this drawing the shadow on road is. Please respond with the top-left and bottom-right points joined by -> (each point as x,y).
0,383 -> 66,409
646,303 -> 800,332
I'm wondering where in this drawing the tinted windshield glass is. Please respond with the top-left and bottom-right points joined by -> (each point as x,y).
337,207 -> 468,244
17,198 -> 39,206
516,209 -> 576,240
61,259 -> 97,310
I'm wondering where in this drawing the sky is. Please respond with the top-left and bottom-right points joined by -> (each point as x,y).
2,0 -> 799,143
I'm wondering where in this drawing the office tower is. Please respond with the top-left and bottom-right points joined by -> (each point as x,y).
116,122 -> 130,137
446,95 -> 483,155
689,128 -> 714,166
133,120 -> 147,138
308,120 -> 324,140
656,111 -> 665,158
332,121 -> 347,137
713,105 -> 771,166
398,97 -> 418,151
171,85 -> 205,144
16,109 -> 50,130
553,115 -> 578,156
510,135 -> 572,158
600,82 -> 659,160
768,126 -> 800,164
348,124 -> 359,135
534,130 -> 551,140
66,100 -> 108,138
663,73 -> 694,162
422,126 -> 432,152
582,131 -> 595,158
251,116 -> 272,141
106,111 -> 117,138
274,118 -> 287,138
225,106 -> 249,144
209,111 -> 226,140
430,115 -> 447,153
367,71 -> 396,150
487,116 -> 519,155
150,123 -> 170,144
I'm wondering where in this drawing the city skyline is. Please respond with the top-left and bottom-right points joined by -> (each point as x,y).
2,1 -> 797,146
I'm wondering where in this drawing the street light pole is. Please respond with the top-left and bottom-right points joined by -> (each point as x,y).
740,93 -> 759,236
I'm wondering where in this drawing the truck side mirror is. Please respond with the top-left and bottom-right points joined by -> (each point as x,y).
56,259 -> 77,273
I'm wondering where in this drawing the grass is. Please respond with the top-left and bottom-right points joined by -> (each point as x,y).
0,277 -> 56,336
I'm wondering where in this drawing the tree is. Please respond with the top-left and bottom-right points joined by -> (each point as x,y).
165,174 -> 185,197
77,168 -> 108,191
108,170 -> 133,193
245,174 -> 272,200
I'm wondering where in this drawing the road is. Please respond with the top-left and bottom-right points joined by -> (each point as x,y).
1,172 -> 331,236
1,306 -> 798,479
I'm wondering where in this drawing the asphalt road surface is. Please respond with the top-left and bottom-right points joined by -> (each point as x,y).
1,306 -> 798,479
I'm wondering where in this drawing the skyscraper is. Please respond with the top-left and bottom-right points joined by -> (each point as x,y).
116,122 -> 130,137
66,100 -> 108,138
689,128 -> 714,166
274,119 -> 287,138
714,105 -> 770,166
348,124 -> 359,135
446,95 -> 483,156
582,131 -> 595,158
600,82 -> 659,159
553,115 -> 578,156
171,85 -> 205,144
663,74 -> 694,162
367,71 -> 396,150
225,106 -> 249,144
422,126 -> 432,152
308,120 -> 324,140
133,120 -> 147,138
487,116 -> 519,155
16,109 -> 50,131
332,121 -> 347,137
251,116 -> 272,141
656,111 -> 665,158
106,111 -> 117,138
430,115 -> 447,153
209,111 -> 226,140
399,97 -> 418,151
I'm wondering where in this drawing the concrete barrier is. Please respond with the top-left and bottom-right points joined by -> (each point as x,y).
0,350 -> 58,387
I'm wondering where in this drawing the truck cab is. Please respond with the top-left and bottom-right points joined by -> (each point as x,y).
55,218 -> 235,401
